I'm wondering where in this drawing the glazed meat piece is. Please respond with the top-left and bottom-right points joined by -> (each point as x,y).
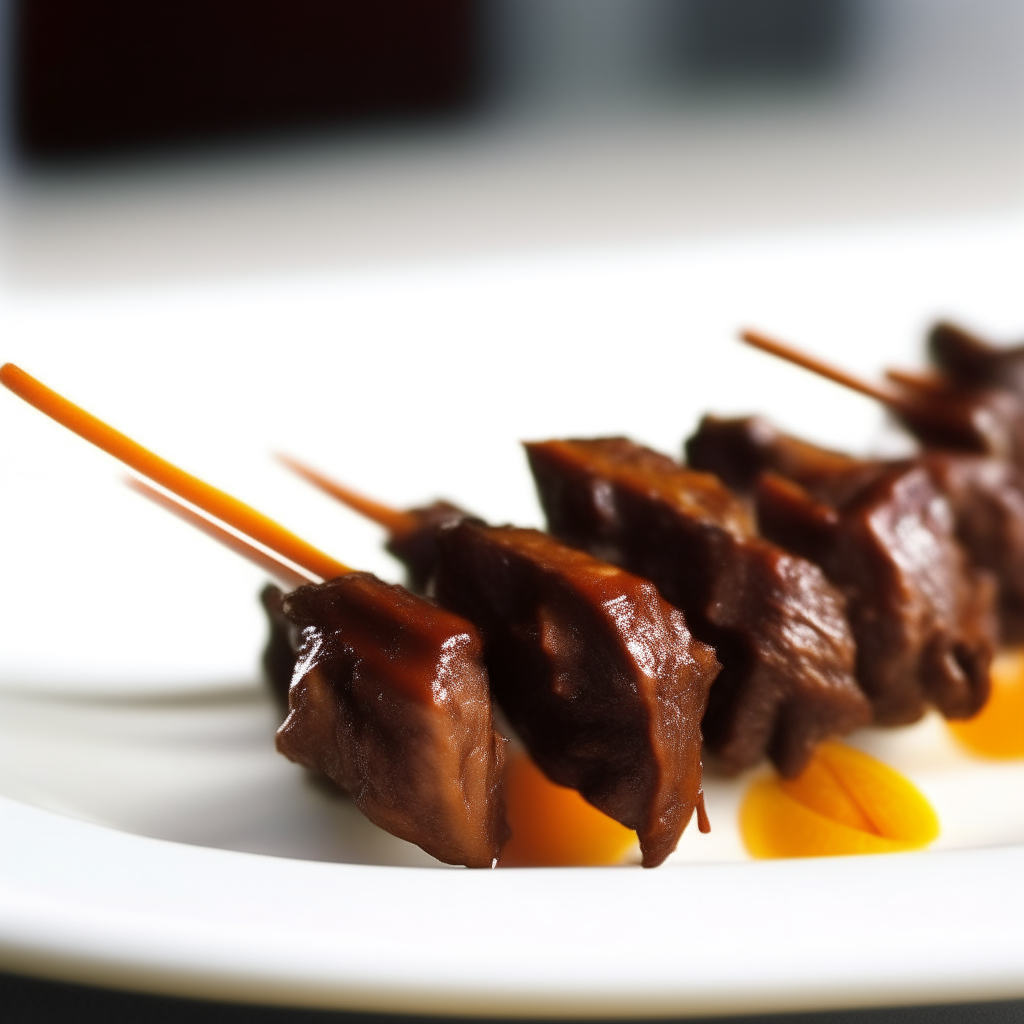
686,414 -> 886,507
885,373 -> 1024,468
688,414 -> 1024,642
739,326 -> 1024,469
274,572 -> 507,868
757,469 -> 994,724
283,459 -> 722,864
385,500 -> 469,592
0,362 -> 506,869
273,457 -> 470,593
433,520 -> 720,867
922,453 -> 1024,642
261,583 -> 298,711
525,438 -> 869,778
929,321 -> 1024,397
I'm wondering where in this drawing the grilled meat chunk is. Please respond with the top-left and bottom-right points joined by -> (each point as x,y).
385,500 -> 469,592
757,468 -> 994,724
929,321 -> 1024,398
921,453 -> 1024,642
888,375 -> 1024,468
434,520 -> 719,867
686,414 -> 885,507
274,572 -> 507,868
688,414 -> 1024,642
525,437 -> 869,778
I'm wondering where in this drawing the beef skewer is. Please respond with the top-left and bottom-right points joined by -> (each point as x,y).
277,454 -> 466,593
730,329 -> 1024,642
742,328 -> 1024,467
0,364 -> 507,869
687,413 -> 1024,644
754,468 -> 994,724
282,457 -> 720,867
523,437 -> 871,778
693,335 -> 996,722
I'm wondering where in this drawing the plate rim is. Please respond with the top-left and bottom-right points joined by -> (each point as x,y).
3,795 -> 1023,1018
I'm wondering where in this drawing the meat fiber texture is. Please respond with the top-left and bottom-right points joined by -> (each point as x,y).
434,520 -> 719,867
757,467 -> 995,725
385,500 -> 469,593
275,572 -> 507,868
923,452 -> 1024,642
525,438 -> 869,780
687,415 -> 1004,696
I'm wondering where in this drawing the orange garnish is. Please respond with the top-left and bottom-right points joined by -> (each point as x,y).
740,741 -> 939,859
0,363 -> 350,581
499,752 -> 637,867
949,649 -> 1024,760
776,750 -> 875,833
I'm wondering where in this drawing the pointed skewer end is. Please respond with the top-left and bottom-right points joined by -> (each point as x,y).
278,452 -> 418,537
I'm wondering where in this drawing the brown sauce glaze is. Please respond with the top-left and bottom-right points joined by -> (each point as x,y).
688,414 -> 1024,643
887,374 -> 1024,469
385,500 -> 469,592
922,452 -> 1024,643
695,790 -> 711,833
686,415 -> 887,507
274,572 -> 507,868
525,438 -> 869,778
433,520 -> 720,867
757,468 -> 994,724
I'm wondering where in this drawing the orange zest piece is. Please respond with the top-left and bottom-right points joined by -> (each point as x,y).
0,363 -> 350,581
499,752 -> 637,867
740,741 -> 939,859
777,751 -> 875,832
277,453 -> 417,536
949,648 -> 1024,759
126,478 -> 315,591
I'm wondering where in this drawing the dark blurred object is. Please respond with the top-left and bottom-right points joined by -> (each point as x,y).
683,0 -> 852,81
12,0 -> 478,160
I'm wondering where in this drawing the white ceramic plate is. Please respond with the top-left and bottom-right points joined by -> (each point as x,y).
2,214 -> 1024,1016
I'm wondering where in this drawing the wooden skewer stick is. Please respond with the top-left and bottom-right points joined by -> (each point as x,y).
739,329 -> 906,408
0,363 -> 351,581
884,368 -> 949,395
126,477 -> 315,591
276,453 -> 417,536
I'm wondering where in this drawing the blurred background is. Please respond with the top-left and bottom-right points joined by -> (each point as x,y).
2,13 -> 1024,1018
2,0 -> 1024,286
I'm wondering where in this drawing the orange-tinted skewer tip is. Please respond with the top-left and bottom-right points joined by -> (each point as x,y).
126,477 -> 315,591
0,363 -> 351,582
884,368 -> 949,395
276,453 -> 418,536
738,329 -> 908,409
